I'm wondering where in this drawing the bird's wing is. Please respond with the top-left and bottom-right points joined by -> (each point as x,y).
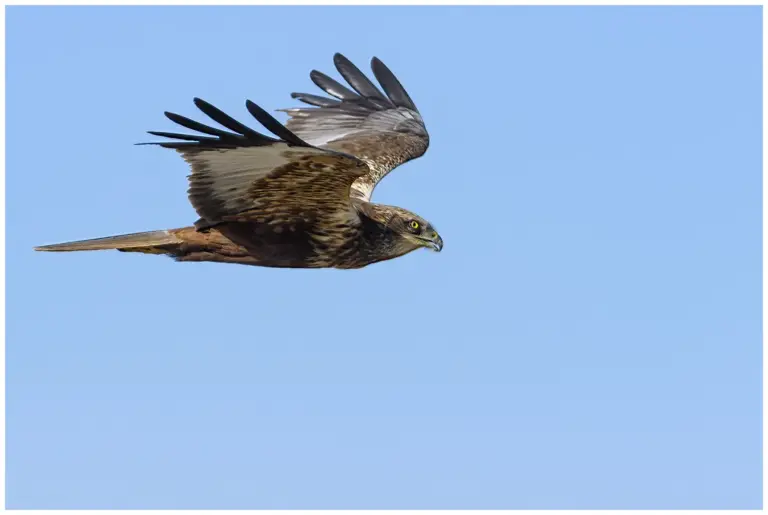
279,53 -> 429,201
142,97 -> 369,230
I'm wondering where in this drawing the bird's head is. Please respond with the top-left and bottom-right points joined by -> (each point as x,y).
389,212 -> 443,252
355,202 -> 443,256
375,205 -> 443,253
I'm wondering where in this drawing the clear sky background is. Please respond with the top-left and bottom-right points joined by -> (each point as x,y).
6,5 -> 762,509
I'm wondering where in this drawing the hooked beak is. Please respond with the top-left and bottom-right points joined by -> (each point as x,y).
408,231 -> 443,253
426,233 -> 443,252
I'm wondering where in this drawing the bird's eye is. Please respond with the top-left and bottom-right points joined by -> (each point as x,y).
409,220 -> 420,231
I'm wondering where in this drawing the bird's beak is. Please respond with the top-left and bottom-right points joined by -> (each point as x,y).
410,231 -> 443,252
427,233 -> 443,252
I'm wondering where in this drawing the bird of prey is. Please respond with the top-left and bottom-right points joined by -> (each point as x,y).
34,53 -> 442,269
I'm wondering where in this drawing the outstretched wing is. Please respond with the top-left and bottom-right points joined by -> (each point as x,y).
142,97 -> 369,231
280,53 -> 429,201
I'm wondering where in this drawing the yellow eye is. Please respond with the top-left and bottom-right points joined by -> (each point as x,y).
409,220 -> 420,230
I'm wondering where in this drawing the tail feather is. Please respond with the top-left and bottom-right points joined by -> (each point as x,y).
34,230 -> 180,252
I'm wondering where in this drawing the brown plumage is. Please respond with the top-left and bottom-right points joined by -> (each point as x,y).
34,53 -> 442,269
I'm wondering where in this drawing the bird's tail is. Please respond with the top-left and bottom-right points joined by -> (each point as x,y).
34,229 -> 181,253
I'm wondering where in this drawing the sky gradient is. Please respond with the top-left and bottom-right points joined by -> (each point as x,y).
6,5 -> 762,509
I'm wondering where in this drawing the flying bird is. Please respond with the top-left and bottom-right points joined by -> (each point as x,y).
34,53 -> 442,269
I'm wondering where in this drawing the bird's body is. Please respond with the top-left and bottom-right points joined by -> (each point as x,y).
35,53 -> 443,269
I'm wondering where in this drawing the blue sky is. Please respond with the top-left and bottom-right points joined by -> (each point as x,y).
6,5 -> 762,509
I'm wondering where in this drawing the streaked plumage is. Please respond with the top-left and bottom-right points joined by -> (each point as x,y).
35,53 -> 442,269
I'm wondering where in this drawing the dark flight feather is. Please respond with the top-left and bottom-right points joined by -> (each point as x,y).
146,131 -> 221,143
245,100 -> 309,147
333,53 -> 393,106
193,97 -> 277,143
370,57 -> 418,112
310,70 -> 360,100
147,99 -> 307,150
164,111 -> 244,140
292,93 -> 342,108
